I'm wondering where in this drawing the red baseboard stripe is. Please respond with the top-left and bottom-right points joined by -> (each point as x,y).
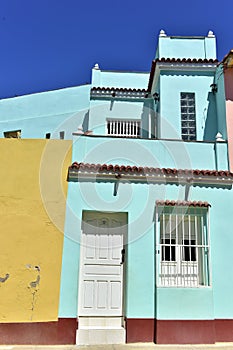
0,318 -> 77,345
1,317 -> 233,344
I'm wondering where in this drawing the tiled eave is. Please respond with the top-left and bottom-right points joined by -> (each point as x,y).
68,162 -> 233,186
90,87 -> 150,100
156,200 -> 210,208
148,58 -> 218,92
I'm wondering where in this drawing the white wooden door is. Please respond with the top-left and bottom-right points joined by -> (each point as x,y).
78,212 -> 127,316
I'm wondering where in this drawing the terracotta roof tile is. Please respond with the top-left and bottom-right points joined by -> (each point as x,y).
157,58 -> 218,64
156,200 -> 210,207
69,162 -> 233,178
91,87 -> 147,93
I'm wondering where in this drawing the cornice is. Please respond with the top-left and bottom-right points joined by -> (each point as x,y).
68,162 -> 233,186
90,87 -> 150,100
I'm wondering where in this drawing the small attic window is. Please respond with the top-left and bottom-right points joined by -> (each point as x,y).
4,130 -> 21,138
60,131 -> 65,139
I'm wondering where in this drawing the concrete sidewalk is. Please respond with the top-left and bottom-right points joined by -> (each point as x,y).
1,344 -> 233,350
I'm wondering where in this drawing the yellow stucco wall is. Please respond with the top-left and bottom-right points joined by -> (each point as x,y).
0,139 -> 72,322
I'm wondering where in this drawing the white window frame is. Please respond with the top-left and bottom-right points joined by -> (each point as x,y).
180,92 -> 196,141
156,205 -> 211,288
106,119 -> 141,137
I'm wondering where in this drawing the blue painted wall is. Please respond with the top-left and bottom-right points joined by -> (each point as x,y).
159,71 -> 216,141
0,85 -> 91,139
156,34 -> 216,60
71,135 -> 228,171
215,64 -> 227,140
92,68 -> 149,89
88,100 -> 147,136
59,173 -> 233,320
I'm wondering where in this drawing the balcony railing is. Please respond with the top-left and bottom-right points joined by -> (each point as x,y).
107,119 -> 141,137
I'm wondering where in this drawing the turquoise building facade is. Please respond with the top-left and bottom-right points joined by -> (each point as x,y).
1,30 -> 233,345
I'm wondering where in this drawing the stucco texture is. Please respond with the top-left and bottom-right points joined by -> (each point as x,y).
0,139 -> 72,322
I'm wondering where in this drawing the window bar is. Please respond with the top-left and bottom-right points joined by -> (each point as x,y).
182,214 -> 185,287
195,213 -> 198,287
175,214 -> 178,286
207,209 -> 210,286
201,213 -> 205,285
113,121 -> 116,135
117,121 -> 120,135
162,213 -> 165,286
156,207 -> 159,287
188,214 -> 191,286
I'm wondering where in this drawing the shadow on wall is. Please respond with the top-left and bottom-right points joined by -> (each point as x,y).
141,100 -> 156,139
82,111 -> 89,133
203,92 -> 217,141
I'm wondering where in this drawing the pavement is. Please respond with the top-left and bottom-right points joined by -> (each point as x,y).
1,344 -> 233,350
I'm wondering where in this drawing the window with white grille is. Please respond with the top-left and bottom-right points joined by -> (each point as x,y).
157,205 -> 210,287
180,92 -> 196,141
107,119 -> 141,137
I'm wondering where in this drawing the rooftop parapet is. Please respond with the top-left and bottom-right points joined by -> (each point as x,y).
155,29 -> 217,60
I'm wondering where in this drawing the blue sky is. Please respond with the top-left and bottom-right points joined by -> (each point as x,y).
0,0 -> 232,98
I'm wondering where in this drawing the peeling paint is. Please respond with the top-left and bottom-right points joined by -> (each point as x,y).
28,267 -> 41,321
29,275 -> 40,288
26,264 -> 40,272
0,274 -> 9,283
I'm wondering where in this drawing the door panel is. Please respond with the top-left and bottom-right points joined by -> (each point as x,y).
79,212 -> 127,316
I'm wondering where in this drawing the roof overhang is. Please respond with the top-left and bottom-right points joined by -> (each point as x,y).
68,163 -> 233,187
148,59 -> 218,93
